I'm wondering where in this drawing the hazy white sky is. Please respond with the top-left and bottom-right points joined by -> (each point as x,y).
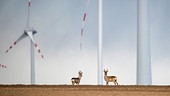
0,0 -> 170,85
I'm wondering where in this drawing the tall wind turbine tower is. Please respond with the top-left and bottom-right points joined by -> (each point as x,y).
98,0 -> 103,85
137,0 -> 152,85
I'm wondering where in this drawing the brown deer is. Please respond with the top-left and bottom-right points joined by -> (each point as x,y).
104,69 -> 118,85
71,71 -> 83,85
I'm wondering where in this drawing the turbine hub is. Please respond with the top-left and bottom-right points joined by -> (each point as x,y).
24,27 -> 37,35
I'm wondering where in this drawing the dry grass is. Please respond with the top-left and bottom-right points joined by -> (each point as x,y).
0,85 -> 170,96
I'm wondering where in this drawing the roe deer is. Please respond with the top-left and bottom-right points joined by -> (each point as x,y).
71,71 -> 83,85
104,69 -> 118,85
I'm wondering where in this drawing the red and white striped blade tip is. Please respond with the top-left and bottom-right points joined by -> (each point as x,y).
5,41 -> 17,53
34,43 -> 44,59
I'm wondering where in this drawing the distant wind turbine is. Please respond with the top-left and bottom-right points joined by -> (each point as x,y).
5,0 -> 44,84
80,0 -> 103,85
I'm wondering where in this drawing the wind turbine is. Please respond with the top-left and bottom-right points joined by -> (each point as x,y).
5,0 -> 44,84
80,0 -> 103,85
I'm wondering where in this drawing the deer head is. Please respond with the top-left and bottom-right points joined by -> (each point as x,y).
104,69 -> 108,75
78,71 -> 83,77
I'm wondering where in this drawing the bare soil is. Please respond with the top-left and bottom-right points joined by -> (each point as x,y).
0,85 -> 170,96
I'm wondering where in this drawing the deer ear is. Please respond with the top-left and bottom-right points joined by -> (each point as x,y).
104,69 -> 108,72
79,71 -> 83,74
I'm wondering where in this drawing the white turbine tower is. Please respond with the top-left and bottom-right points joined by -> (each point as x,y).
137,0 -> 152,85
5,0 -> 44,85
98,0 -> 103,85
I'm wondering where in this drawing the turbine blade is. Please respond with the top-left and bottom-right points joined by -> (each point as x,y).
28,0 -> 31,7
34,43 -> 44,59
0,64 -> 7,68
80,0 -> 90,50
26,0 -> 31,28
27,31 -> 44,59
5,33 -> 27,53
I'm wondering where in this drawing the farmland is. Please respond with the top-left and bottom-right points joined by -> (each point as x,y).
0,85 -> 170,96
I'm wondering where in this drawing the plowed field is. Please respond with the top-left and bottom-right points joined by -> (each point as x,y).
0,85 -> 170,96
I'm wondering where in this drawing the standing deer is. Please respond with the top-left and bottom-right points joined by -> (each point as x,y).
71,71 -> 83,85
104,69 -> 118,85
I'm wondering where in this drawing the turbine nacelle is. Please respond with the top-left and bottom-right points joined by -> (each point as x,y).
24,28 -> 37,36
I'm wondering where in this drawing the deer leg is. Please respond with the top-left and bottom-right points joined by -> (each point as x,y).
72,82 -> 74,85
106,82 -> 109,85
113,81 -> 116,85
116,82 -> 118,85
71,79 -> 75,85
114,81 -> 118,85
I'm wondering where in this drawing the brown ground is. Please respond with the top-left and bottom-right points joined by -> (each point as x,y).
0,85 -> 170,96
